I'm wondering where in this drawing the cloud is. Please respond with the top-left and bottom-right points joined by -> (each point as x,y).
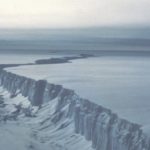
0,0 -> 150,28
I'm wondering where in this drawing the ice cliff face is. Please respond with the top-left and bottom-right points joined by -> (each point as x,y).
0,70 -> 150,150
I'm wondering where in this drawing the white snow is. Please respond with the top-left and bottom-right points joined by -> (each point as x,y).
0,87 -> 93,150
5,55 -> 150,128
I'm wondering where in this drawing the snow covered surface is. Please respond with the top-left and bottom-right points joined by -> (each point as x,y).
5,55 -> 150,128
0,87 -> 93,150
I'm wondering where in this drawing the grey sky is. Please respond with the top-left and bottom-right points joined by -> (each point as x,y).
0,0 -> 150,28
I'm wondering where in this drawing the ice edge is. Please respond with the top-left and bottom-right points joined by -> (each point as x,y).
0,69 -> 150,150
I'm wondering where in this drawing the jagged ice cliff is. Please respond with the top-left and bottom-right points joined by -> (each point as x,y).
0,69 -> 150,150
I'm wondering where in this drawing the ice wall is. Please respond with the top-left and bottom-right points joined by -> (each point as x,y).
0,70 -> 150,150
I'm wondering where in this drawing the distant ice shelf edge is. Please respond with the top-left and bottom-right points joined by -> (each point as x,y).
0,69 -> 150,150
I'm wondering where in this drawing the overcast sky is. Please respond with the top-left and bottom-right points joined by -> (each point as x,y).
0,0 -> 150,28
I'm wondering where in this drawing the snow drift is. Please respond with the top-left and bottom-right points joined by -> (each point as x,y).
0,69 -> 150,150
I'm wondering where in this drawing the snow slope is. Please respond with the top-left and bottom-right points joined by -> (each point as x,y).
0,87 -> 93,150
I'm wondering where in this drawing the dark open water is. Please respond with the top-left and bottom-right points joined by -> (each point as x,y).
0,27 -> 150,55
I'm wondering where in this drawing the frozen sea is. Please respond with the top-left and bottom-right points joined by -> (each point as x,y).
5,54 -> 150,130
